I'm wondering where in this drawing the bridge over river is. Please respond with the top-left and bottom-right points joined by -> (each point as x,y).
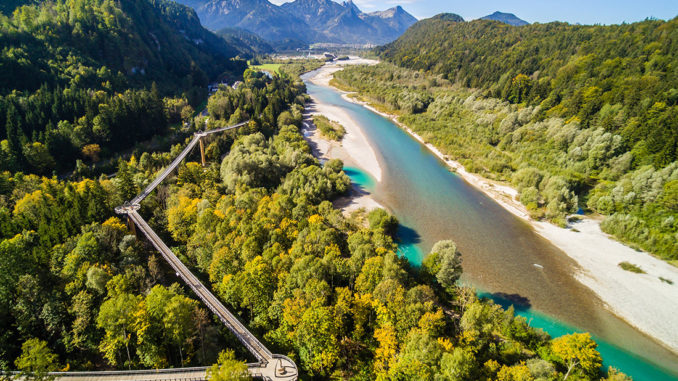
47,122 -> 298,381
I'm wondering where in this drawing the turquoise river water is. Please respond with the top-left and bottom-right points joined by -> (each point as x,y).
303,72 -> 678,380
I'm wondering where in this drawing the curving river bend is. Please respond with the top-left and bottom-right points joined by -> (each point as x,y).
302,69 -> 678,380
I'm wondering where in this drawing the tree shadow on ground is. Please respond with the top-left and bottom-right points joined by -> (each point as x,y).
485,292 -> 533,312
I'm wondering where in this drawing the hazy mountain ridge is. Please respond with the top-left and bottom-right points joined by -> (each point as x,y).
174,0 -> 418,45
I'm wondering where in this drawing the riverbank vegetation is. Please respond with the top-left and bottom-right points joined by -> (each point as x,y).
312,115 -> 346,141
619,262 -> 646,274
332,59 -> 677,262
157,72 -> 628,381
366,16 -> 678,262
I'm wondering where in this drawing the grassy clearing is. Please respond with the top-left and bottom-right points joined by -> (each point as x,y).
313,115 -> 346,141
250,63 -> 282,73
618,261 -> 646,274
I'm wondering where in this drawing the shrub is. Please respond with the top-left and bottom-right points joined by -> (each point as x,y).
512,167 -> 545,190
618,262 -> 645,274
313,115 -> 346,141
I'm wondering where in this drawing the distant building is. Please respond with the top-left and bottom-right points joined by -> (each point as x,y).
208,82 -> 236,93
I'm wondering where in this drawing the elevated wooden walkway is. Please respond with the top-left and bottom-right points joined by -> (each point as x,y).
111,122 -> 298,380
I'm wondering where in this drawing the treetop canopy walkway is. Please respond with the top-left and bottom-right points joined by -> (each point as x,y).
107,122 -> 298,381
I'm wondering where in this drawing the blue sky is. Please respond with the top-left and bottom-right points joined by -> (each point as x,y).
271,0 -> 678,25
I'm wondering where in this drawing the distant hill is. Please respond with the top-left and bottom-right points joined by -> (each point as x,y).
365,5 -> 419,42
481,11 -> 529,26
430,13 -> 465,22
216,27 -> 275,54
174,0 -> 418,45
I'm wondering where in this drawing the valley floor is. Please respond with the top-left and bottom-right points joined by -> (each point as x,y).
309,58 -> 678,355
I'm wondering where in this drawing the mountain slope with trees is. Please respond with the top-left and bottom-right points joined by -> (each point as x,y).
377,16 -> 678,168
0,0 -> 248,176
332,16 -> 678,260
217,27 -> 275,55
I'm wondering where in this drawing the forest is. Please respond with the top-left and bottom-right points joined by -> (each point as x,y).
377,17 -> 678,168
0,66 -> 304,373
331,16 -> 678,262
0,0 -> 248,176
0,57 -> 629,379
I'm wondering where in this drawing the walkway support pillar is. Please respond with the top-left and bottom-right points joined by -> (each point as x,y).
199,138 -> 206,167
126,214 -> 137,237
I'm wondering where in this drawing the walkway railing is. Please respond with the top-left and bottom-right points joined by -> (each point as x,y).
113,122 -> 298,381
131,121 -> 249,205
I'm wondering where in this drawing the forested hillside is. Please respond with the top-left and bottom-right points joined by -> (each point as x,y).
378,17 -> 678,167
330,17 -> 678,261
379,18 -> 678,167
217,27 -> 275,55
0,0 -> 248,175
0,69 -> 305,373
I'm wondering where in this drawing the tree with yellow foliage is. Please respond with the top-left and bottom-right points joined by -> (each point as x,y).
207,350 -> 251,381
551,333 -> 602,380
496,363 -> 534,381
82,144 -> 101,163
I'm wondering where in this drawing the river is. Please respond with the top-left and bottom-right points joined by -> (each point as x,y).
302,70 -> 678,380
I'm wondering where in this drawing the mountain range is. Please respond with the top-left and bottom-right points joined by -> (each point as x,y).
173,0 -> 418,45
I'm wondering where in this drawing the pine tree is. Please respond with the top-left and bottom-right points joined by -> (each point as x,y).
116,161 -> 137,201
5,106 -> 25,168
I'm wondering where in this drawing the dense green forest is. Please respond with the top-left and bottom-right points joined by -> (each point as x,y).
0,58 -> 628,379
330,17 -> 678,262
163,74 -> 628,381
0,0 -> 248,175
377,17 -> 678,168
217,27 -> 275,56
0,67 -> 306,373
